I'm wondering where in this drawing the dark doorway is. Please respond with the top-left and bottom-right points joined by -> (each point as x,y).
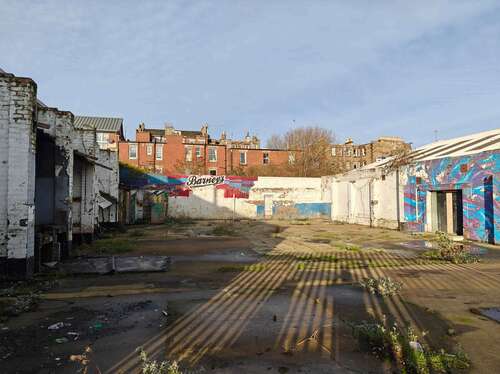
484,176 -> 494,243
435,190 -> 463,235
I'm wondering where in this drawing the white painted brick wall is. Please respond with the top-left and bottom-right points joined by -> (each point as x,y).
0,75 -> 37,261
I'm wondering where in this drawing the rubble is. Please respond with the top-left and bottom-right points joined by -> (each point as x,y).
54,255 -> 171,275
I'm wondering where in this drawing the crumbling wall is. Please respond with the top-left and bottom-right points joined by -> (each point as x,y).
0,73 -> 37,278
330,168 -> 402,229
36,107 -> 74,250
95,148 -> 119,223
72,129 -> 98,236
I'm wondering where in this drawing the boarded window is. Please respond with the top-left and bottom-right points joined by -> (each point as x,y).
185,146 -> 193,161
263,152 -> 270,164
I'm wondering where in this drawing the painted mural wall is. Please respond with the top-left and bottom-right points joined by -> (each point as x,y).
120,165 -> 331,220
403,151 -> 500,244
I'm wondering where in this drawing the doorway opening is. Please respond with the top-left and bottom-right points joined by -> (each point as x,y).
433,190 -> 463,236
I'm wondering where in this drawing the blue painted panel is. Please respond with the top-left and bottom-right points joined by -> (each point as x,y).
293,202 -> 331,217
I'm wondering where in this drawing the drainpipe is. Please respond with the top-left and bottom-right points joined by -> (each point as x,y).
225,144 -> 227,174
368,178 -> 373,227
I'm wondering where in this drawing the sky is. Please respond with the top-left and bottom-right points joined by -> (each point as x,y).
1,1 -> 500,147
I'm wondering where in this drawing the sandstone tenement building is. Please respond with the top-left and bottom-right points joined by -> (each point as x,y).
331,136 -> 411,171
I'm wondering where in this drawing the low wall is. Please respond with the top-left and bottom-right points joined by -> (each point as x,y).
119,167 -> 331,220
168,176 -> 330,220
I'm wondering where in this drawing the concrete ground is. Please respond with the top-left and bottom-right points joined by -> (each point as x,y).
1,219 -> 500,373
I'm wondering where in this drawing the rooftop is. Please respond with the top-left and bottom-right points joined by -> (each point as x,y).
346,128 -> 500,174
75,115 -> 123,132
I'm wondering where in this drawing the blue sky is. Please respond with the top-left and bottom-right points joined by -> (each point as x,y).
2,1 -> 500,146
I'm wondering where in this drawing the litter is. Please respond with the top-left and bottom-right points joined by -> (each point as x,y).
67,332 -> 80,341
55,337 -> 68,344
91,322 -> 104,331
48,322 -> 64,330
409,341 -> 423,352
162,310 -> 168,317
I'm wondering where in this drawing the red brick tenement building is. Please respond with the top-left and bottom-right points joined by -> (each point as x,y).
118,123 -> 293,175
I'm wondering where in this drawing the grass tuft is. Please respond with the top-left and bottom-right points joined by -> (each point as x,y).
350,318 -> 470,373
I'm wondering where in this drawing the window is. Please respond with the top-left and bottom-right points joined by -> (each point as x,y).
361,148 -> 366,156
331,147 -> 336,156
129,143 -> 137,159
263,152 -> 270,164
156,144 -> 163,160
97,132 -> 108,144
209,168 -> 217,175
288,153 -> 295,165
354,148 -> 359,157
195,146 -> 202,158
239,151 -> 247,165
346,148 -> 352,156
208,147 -> 217,162
147,144 -> 153,156
185,146 -> 193,162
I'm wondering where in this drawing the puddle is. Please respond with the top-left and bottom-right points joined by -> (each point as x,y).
472,307 -> 500,323
466,245 -> 488,255
399,240 -> 435,250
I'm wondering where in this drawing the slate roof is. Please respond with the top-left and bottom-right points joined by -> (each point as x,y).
75,115 -> 123,132
180,130 -> 202,137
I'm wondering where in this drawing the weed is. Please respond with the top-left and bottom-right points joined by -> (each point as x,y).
291,220 -> 311,225
421,232 -> 479,264
360,277 -> 403,297
297,262 -> 306,270
211,225 -> 236,236
129,229 -> 145,237
70,346 -> 102,374
295,254 -> 338,263
350,318 -> 470,373
78,239 -> 134,254
138,348 -> 182,374
217,264 -> 266,273
164,217 -> 194,227
338,244 -> 361,251
307,238 -> 331,244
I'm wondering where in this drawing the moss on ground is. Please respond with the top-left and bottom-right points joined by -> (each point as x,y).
78,238 -> 135,255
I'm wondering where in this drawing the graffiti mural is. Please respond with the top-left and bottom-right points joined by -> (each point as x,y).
403,151 -> 500,243
119,165 -> 257,198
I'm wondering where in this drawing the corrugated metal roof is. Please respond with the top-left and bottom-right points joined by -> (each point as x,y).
346,128 -> 500,175
410,128 -> 500,161
74,115 -> 123,132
